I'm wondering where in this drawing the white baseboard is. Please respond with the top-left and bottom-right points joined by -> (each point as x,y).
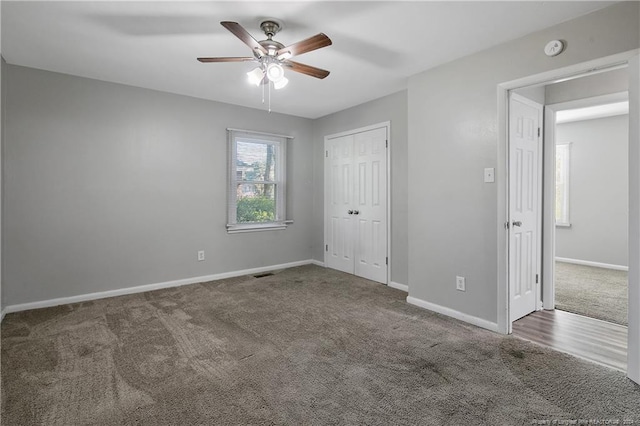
3,259 -> 317,315
555,257 -> 628,271
310,259 -> 325,267
406,296 -> 499,333
389,281 -> 408,292
1,308 -> 5,323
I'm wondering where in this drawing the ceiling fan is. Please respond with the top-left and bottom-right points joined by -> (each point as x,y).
198,20 -> 332,88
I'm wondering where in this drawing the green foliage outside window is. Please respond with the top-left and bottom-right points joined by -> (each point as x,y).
237,196 -> 275,223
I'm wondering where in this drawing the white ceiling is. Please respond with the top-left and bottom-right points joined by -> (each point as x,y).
2,1 -> 616,119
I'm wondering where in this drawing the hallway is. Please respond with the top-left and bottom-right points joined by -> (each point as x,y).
513,309 -> 627,372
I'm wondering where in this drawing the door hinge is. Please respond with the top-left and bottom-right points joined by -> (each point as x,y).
386,257 -> 388,265
325,150 -> 328,158
536,274 -> 539,284
386,140 -> 388,148
326,244 -> 328,252
537,127 -> 541,137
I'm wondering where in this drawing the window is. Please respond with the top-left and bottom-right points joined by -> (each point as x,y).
555,143 -> 571,227
227,129 -> 290,233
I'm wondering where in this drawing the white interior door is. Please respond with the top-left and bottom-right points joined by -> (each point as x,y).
326,134 -> 355,274
354,128 -> 388,283
509,93 -> 543,322
325,126 -> 388,284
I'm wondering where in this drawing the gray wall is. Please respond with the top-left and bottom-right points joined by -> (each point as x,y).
0,2 -> 3,313
546,68 -> 629,105
1,2 -> 3,314
555,115 -> 629,267
4,65 -> 315,306
3,67 -> 409,307
407,2 -> 639,323
0,58 -> 4,311
312,91 -> 408,286
0,57 -> 2,311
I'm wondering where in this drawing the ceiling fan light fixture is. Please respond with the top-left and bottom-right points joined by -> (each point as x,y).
266,63 -> 285,82
247,67 -> 264,86
274,77 -> 289,90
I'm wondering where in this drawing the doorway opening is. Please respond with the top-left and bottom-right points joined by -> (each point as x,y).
511,83 -> 630,372
497,50 -> 639,383
549,90 -> 629,327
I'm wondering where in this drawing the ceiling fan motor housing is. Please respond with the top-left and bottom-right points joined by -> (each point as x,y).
259,39 -> 285,55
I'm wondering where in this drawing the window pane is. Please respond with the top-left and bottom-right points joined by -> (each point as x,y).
236,183 -> 276,223
228,130 -> 287,231
236,141 -> 277,182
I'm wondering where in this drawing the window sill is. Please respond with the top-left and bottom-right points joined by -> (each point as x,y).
556,223 -> 572,228
226,220 -> 293,234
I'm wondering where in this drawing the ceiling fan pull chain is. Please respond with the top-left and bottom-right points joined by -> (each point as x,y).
268,80 -> 272,113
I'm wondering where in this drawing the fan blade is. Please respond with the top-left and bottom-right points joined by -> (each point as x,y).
284,61 -> 330,79
221,21 -> 267,55
198,57 -> 256,63
277,33 -> 332,58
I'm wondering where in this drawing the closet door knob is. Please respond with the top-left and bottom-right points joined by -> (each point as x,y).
348,210 -> 353,215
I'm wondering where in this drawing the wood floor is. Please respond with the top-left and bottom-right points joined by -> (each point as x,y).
512,309 -> 627,372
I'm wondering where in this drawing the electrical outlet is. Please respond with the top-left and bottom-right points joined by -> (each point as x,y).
197,250 -> 205,261
456,276 -> 466,292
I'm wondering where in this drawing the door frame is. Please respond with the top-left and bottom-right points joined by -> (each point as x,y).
543,91 -> 630,310
496,49 -> 639,384
323,121 -> 391,285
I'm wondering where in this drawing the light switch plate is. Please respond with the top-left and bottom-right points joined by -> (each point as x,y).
484,168 -> 495,183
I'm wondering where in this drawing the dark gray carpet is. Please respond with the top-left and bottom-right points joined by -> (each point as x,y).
555,261 -> 628,326
2,265 -> 639,425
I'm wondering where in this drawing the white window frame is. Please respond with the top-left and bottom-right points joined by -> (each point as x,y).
555,142 -> 571,227
227,128 -> 291,233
